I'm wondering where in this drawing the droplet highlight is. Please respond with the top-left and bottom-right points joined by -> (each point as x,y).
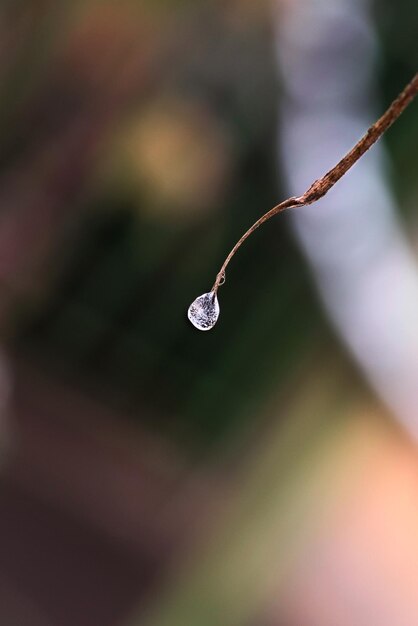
188,292 -> 220,331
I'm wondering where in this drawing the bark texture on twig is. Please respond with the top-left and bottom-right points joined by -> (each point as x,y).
212,72 -> 418,293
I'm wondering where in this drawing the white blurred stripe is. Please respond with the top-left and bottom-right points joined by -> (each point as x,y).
275,0 -> 418,435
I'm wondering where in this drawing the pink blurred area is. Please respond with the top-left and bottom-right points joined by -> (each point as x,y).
268,416 -> 418,626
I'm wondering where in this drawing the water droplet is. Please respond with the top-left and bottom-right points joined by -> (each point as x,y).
188,292 -> 220,331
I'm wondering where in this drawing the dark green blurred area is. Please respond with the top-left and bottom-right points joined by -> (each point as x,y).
0,0 -> 416,454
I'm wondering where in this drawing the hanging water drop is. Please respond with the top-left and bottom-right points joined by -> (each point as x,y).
188,292 -> 220,331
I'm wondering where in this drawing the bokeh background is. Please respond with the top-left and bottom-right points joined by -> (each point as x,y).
0,1 -> 417,625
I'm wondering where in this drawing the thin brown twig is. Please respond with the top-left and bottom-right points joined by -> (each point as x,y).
212,72 -> 418,293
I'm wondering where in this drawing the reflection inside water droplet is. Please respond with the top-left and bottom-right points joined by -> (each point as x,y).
188,292 -> 220,331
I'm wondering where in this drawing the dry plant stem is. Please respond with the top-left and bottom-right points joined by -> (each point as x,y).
212,72 -> 418,293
